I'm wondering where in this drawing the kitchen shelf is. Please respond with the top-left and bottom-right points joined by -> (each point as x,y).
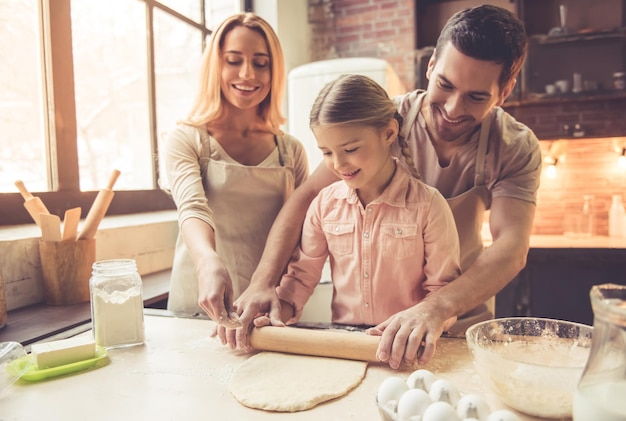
522,90 -> 626,104
0,269 -> 170,346
529,29 -> 626,44
503,90 -> 626,109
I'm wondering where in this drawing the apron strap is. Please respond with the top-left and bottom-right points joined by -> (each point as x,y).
400,93 -> 423,140
474,115 -> 491,187
400,92 -> 490,189
275,133 -> 292,168
199,128 -> 212,179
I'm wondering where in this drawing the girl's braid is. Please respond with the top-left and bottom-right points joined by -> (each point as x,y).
394,111 -> 420,180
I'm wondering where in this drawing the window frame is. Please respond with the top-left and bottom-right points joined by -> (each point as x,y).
0,0 -> 225,226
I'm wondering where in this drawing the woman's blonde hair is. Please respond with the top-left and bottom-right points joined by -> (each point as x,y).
182,13 -> 286,132
309,74 -> 419,179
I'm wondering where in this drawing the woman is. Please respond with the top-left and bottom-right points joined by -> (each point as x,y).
164,13 -> 308,324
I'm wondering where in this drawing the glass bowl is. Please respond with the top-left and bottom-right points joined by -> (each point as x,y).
465,317 -> 592,419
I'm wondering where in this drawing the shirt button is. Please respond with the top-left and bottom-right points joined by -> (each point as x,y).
396,228 -> 403,235
367,208 -> 372,213
364,303 -> 369,308
335,226 -> 339,232
363,232 -> 369,239
364,272 -> 369,278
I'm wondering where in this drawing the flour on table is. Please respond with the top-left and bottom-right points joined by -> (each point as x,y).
229,352 -> 367,412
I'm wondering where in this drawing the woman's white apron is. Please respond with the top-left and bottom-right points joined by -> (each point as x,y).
168,136 -> 295,316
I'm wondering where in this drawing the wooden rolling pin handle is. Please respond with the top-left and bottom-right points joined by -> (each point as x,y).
106,169 -> 121,190
15,180 -> 33,200
15,180 -> 50,226
77,169 -> 121,240
249,326 -> 381,362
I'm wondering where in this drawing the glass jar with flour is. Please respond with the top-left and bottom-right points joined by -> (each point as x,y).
90,259 -> 145,348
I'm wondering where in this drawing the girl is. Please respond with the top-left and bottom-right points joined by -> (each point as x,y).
164,13 -> 308,325
260,74 -> 461,369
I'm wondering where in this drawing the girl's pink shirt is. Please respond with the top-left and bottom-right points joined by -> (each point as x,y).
277,164 -> 461,326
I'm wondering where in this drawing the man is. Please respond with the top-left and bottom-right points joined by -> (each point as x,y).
210,4 -> 542,368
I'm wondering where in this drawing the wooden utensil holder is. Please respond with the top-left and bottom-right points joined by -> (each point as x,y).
39,239 -> 96,305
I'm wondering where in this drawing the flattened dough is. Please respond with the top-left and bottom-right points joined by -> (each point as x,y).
229,352 -> 367,412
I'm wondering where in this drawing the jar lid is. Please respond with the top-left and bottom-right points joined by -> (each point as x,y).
614,72 -> 626,77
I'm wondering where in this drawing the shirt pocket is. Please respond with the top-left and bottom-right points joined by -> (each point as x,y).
381,223 -> 420,261
322,222 -> 355,256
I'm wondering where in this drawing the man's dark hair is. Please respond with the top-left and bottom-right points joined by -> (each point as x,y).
434,4 -> 528,91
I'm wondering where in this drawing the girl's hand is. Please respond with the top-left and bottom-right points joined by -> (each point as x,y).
252,300 -> 295,328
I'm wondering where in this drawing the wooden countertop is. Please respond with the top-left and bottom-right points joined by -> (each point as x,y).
529,235 -> 626,249
0,270 -> 171,346
482,234 -> 626,249
0,312 -> 565,421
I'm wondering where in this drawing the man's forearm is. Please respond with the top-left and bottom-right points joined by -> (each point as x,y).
437,239 -> 528,317
429,201 -> 534,319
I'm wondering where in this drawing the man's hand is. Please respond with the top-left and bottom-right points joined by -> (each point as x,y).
367,301 -> 454,369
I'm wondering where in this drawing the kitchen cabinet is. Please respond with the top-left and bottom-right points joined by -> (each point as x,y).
519,0 -> 626,103
416,0 -> 626,106
496,246 -> 626,326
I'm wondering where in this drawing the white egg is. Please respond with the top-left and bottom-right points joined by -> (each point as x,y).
397,388 -> 432,419
486,409 -> 523,421
377,376 -> 409,405
428,378 -> 460,407
406,368 -> 437,391
456,394 -> 491,420
422,401 -> 461,421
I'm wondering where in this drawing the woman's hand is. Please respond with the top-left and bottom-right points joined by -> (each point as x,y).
366,301 -> 456,369
196,254 -> 242,331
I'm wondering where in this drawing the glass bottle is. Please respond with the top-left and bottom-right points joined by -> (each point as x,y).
614,72 -> 626,91
573,284 -> 626,420
581,195 -> 595,237
90,259 -> 145,349
609,194 -> 625,238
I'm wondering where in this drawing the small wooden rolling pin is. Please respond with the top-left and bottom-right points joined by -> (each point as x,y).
78,169 -> 121,240
249,326 -> 381,362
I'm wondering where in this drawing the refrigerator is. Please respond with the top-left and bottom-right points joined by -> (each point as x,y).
287,57 -> 406,172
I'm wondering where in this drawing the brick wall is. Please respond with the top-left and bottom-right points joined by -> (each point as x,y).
504,96 -> 626,140
308,0 -> 417,90
534,137 -> 626,236
307,0 -> 626,236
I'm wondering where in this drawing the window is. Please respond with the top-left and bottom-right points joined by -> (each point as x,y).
0,0 -> 245,225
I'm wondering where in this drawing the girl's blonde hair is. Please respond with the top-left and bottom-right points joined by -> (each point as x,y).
182,13 -> 286,132
309,74 -> 419,179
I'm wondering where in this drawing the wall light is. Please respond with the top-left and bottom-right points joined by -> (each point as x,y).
543,140 -> 567,179
612,138 -> 626,170
544,156 -> 558,178
619,148 -> 626,170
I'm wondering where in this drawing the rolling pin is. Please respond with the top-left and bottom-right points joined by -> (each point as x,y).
78,169 -> 121,240
15,180 -> 50,226
249,326 -> 381,362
